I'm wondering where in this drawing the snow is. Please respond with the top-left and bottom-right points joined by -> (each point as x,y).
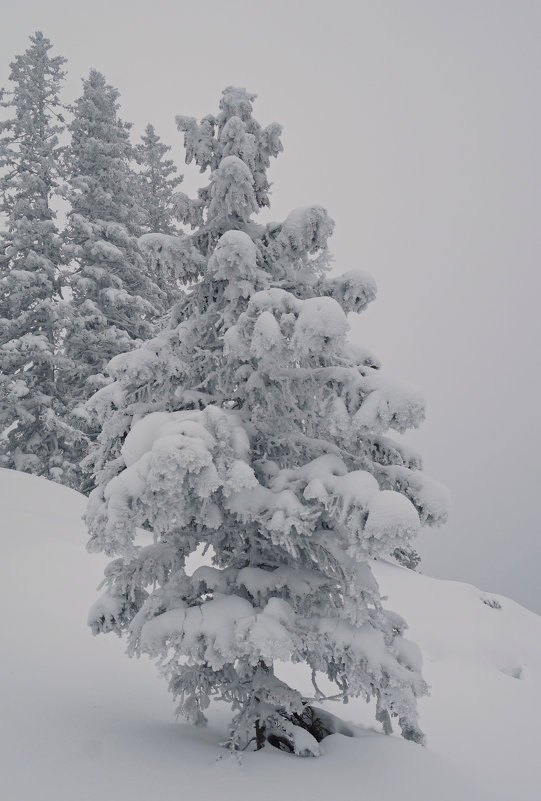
381,464 -> 451,526
372,560 -> 541,801
251,310 -> 284,356
121,411 -> 210,467
87,589 -> 127,634
278,206 -> 334,254
90,239 -> 123,262
207,229 -> 259,282
365,490 -> 420,540
353,372 -> 426,434
1,468 -> 540,800
138,231 -> 205,282
209,155 -> 258,221
292,296 -> 349,353
121,407 -> 250,469
139,595 -> 266,665
322,268 -> 377,314
191,564 -> 330,602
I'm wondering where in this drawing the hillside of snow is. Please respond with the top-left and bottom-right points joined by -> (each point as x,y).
1,468 -> 539,801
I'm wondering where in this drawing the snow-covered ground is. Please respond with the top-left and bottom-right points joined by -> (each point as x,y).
1,468 -> 539,801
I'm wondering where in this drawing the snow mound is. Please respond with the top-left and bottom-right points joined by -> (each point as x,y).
1,469 -> 540,801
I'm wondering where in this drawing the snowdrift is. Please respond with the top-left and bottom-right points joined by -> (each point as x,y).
1,468 -> 539,801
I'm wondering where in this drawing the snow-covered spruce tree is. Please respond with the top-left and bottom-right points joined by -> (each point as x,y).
87,87 -> 450,756
0,32 -> 81,481
61,71 -> 166,484
135,124 -> 182,236
135,123 -> 184,305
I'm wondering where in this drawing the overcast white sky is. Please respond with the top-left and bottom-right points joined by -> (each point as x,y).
1,0 -> 540,612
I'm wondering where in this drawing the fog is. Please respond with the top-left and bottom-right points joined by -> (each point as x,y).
1,1 -> 540,611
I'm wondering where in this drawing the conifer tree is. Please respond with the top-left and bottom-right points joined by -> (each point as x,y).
61,71 -> 166,479
135,123 -> 184,306
135,124 -> 182,235
0,32 -> 79,482
87,88 -> 450,755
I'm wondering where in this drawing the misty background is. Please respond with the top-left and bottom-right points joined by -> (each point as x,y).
1,0 -> 540,612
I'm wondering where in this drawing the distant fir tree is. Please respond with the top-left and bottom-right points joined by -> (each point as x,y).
135,123 -> 184,306
61,71 -> 166,484
0,32 -> 80,483
135,124 -> 182,235
87,88 -> 450,756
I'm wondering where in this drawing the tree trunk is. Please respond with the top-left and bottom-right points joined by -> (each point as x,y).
255,719 -> 266,750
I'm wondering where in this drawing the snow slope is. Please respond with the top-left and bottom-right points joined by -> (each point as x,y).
1,468 -> 539,801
